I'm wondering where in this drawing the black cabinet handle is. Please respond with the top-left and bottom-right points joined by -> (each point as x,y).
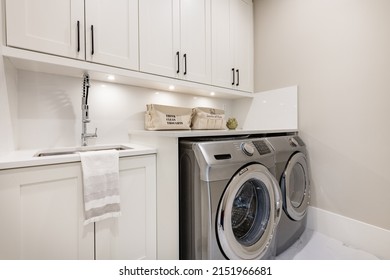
232,68 -> 235,85
91,25 -> 95,55
77,21 -> 80,52
183,53 -> 187,75
236,69 -> 239,86
176,51 -> 180,74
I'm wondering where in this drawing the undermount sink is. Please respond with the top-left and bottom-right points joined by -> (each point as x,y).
34,144 -> 132,157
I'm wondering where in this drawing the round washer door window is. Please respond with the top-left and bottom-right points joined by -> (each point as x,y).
231,178 -> 270,247
281,152 -> 310,221
217,164 -> 280,260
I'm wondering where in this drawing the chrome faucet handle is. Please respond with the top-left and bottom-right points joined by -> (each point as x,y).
85,128 -> 97,138
82,128 -> 97,138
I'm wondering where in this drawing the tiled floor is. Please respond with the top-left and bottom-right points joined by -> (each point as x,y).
275,228 -> 379,260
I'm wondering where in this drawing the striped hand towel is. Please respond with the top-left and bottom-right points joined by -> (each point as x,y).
79,149 -> 121,225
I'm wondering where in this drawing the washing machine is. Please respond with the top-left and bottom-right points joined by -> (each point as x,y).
179,137 -> 282,260
265,135 -> 311,255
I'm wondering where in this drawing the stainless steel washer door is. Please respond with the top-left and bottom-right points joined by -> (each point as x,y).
281,152 -> 310,221
217,164 -> 281,260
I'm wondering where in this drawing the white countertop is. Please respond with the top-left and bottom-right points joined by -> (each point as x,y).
0,143 -> 157,170
1,129 -> 296,170
129,128 -> 297,138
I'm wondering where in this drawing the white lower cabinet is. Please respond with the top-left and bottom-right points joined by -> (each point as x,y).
0,163 -> 93,259
95,155 -> 157,260
0,155 -> 156,260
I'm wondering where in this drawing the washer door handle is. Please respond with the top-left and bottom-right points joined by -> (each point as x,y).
219,210 -> 225,230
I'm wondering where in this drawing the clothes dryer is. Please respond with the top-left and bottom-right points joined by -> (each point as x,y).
265,135 -> 311,255
179,137 -> 282,260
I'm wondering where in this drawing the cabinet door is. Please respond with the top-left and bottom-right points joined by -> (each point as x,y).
232,0 -> 253,92
85,0 -> 139,70
211,0 -> 234,89
180,0 -> 211,84
139,0 -> 180,78
211,0 -> 253,92
0,163 -> 94,260
95,155 -> 157,260
139,0 -> 211,83
5,0 -> 85,60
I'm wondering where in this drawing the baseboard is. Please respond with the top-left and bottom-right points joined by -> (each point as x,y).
307,206 -> 390,259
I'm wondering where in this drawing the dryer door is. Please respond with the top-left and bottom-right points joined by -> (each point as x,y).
216,164 -> 281,260
281,152 -> 310,221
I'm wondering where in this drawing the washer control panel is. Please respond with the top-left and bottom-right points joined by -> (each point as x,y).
253,140 -> 272,155
232,140 -> 273,157
189,137 -> 275,166
241,142 -> 255,156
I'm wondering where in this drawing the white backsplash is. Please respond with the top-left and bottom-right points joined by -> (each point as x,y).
1,66 -> 298,152
15,70 -> 234,150
232,85 -> 298,130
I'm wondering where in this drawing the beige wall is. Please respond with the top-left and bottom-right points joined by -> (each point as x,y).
254,0 -> 390,230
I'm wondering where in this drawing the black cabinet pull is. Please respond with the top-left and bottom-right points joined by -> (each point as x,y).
176,51 -> 180,74
236,69 -> 240,86
232,68 -> 235,85
77,21 -> 80,52
91,25 -> 95,55
183,53 -> 187,75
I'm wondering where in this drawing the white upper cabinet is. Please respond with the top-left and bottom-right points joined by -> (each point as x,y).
5,0 -> 85,60
211,0 -> 253,92
5,0 -> 139,70
4,0 -> 253,96
139,0 -> 211,84
85,0 -> 139,70
232,0 -> 254,92
139,0 -> 178,78
179,0 -> 211,84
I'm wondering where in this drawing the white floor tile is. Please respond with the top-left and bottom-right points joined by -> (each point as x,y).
276,228 -> 379,260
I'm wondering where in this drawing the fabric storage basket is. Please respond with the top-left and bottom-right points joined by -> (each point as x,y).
145,104 -> 192,130
191,107 -> 225,130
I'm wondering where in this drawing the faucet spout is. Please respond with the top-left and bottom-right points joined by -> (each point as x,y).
81,73 -> 97,146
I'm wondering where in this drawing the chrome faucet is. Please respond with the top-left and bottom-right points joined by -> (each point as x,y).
81,73 -> 97,146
